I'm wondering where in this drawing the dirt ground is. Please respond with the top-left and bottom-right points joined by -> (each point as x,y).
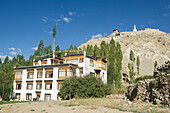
0,97 -> 169,113
0,101 -> 131,113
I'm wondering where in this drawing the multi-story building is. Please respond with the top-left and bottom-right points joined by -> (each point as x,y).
13,52 -> 107,101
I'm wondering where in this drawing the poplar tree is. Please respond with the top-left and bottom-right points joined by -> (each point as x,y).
136,56 -> 140,76
52,24 -> 56,57
0,58 -> 2,65
107,39 -> 116,85
34,40 -> 44,56
55,45 -> 60,57
93,45 -> 100,58
128,50 -> 135,83
154,61 -> 158,70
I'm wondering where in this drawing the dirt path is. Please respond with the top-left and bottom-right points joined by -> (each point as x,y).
0,101 -> 131,113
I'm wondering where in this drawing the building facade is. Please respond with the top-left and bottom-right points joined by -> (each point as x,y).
13,52 -> 107,101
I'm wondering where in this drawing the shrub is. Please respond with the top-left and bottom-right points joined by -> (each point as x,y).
135,75 -> 153,83
58,75 -> 111,100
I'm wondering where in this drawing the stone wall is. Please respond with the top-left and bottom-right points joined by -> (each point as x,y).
126,61 -> 170,105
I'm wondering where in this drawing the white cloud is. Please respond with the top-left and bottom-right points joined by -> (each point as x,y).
48,31 -> 53,34
91,34 -> 103,39
68,12 -> 73,16
167,5 -> 170,9
42,19 -> 47,23
0,55 -> 12,60
32,46 -> 38,50
119,23 -> 124,25
163,13 -> 170,16
43,16 -> 48,20
42,16 -> 48,23
148,20 -> 157,24
17,48 -> 21,53
9,51 -> 17,55
63,17 -> 71,23
8,48 -> 15,51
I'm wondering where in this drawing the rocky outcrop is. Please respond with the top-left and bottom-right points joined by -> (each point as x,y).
126,61 -> 170,105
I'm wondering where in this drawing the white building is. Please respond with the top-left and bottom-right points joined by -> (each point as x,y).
133,24 -> 137,32
13,52 -> 107,101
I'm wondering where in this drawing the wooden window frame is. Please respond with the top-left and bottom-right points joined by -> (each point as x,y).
79,58 -> 84,63
16,82 -> 22,90
45,82 -> 52,90
27,72 -> 34,79
37,71 -> 43,78
45,71 -> 53,78
26,93 -> 32,101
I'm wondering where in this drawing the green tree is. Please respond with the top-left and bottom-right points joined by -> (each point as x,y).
34,40 -> 44,56
100,41 -> 107,59
107,39 -> 116,85
55,45 -> 60,58
0,58 -> 2,65
128,50 -> 135,83
44,44 -> 52,56
136,56 -> 140,76
154,61 -> 158,70
52,24 -> 57,57
93,45 -> 100,58
58,75 -> 111,100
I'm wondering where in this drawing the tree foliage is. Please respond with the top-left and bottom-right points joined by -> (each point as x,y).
154,61 -> 158,70
58,75 -> 111,100
128,50 -> 135,83
0,37 -> 123,100
136,56 -> 140,76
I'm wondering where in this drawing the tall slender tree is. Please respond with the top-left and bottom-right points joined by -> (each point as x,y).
154,61 -> 158,70
52,24 -> 57,57
128,50 -> 135,83
55,45 -> 60,58
0,58 -> 2,65
136,56 -> 140,76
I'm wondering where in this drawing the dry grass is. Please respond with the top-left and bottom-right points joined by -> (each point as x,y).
57,97 -> 170,113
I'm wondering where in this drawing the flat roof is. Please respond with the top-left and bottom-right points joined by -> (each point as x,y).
14,63 -> 78,70
34,56 -> 63,62
64,53 -> 107,62
63,53 -> 84,57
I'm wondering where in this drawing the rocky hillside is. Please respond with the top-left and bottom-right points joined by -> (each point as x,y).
79,28 -> 170,76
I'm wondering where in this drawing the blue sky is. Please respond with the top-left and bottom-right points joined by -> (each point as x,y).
0,0 -> 170,60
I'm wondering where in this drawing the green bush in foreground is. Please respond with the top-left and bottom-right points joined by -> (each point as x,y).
58,75 -> 111,100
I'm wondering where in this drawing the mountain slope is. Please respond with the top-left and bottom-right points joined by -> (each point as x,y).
79,29 -> 170,76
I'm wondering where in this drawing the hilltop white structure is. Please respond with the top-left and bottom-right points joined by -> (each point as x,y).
13,52 -> 107,101
133,24 -> 137,32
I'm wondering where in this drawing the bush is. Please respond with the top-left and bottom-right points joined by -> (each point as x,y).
58,75 -> 111,100
135,75 -> 153,83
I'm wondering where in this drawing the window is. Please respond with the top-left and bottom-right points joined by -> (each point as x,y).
27,84 -> 33,90
58,84 -> 63,90
45,82 -> 52,90
37,71 -> 42,78
15,72 -> 22,79
36,84 -> 42,90
26,93 -> 32,101
45,94 -> 51,101
16,93 -> 20,100
16,82 -> 22,90
27,72 -> 34,79
90,59 -> 94,66
96,61 -> 101,67
79,58 -> 84,63
59,69 -> 72,78
45,71 -> 53,78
